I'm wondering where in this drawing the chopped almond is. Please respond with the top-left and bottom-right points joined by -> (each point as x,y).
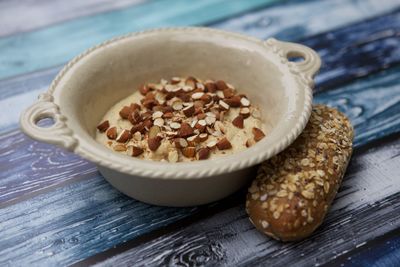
232,115 -> 244,129
106,127 -> 117,140
116,129 -> 132,143
97,120 -> 110,132
216,80 -> 228,90
253,127 -> 266,142
128,146 -> 144,157
216,137 -> 232,150
179,122 -> 194,137
119,106 -> 131,119
197,147 -> 210,160
182,146 -> 196,158
148,136 -> 162,151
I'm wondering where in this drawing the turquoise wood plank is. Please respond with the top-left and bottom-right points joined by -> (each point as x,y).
0,0 -> 146,37
0,0 -> 278,80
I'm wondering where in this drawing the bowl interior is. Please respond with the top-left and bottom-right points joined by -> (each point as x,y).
53,29 -> 306,176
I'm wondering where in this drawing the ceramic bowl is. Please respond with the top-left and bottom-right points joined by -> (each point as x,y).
20,27 -> 321,207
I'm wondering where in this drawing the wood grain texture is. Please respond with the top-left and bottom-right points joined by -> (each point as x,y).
0,0 -> 276,80
214,0 -> 399,41
0,173 -> 200,266
91,136 -> 400,267
1,68 -> 399,265
1,1 -> 399,133
0,0 -> 146,37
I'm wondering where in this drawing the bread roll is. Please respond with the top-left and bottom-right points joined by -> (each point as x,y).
246,105 -> 354,241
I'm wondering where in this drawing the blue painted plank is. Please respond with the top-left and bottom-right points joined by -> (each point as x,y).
75,136 -> 400,266
1,66 -> 399,266
0,0 -> 278,80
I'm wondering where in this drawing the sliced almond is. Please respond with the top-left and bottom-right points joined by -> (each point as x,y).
232,115 -> 244,129
219,100 -> 230,110
182,104 -> 195,117
240,107 -> 251,118
205,116 -> 216,125
216,80 -> 228,90
185,77 -> 197,89
212,130 -> 223,137
196,83 -> 205,90
168,149 -> 179,163
240,97 -> 250,107
192,92 -> 204,100
116,129 -> 132,143
198,133 -> 208,142
132,131 -> 142,141
187,135 -> 198,146
106,127 -> 117,140
172,100 -> 183,111
246,139 -> 256,148
119,106 -> 131,119
206,140 -> 217,148
174,138 -> 188,148
253,127 -> 266,142
127,145 -> 144,157
197,147 -> 210,160
128,110 -> 142,125
97,120 -> 110,132
148,125 -> 161,138
170,122 -> 181,130
216,137 -> 232,150
171,77 -> 181,84
152,111 -> 163,119
153,118 -> 164,127
190,119 -> 198,128
182,146 -> 196,158
148,136 -> 162,151
179,122 -> 194,137
113,144 -> 127,152
214,121 -> 225,133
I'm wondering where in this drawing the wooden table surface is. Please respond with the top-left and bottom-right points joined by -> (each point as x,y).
1,0 -> 400,266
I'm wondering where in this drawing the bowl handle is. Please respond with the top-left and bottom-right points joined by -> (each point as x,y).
19,92 -> 78,151
265,38 -> 321,86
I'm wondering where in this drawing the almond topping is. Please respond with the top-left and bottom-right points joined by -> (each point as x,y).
219,100 -> 230,110
206,140 -> 217,148
179,122 -> 194,137
240,97 -> 250,107
174,138 -> 188,148
232,115 -> 244,129
148,125 -> 161,138
171,77 -> 181,84
253,127 -> 266,142
197,113 -> 206,120
128,146 -> 144,157
128,110 -> 142,125
185,77 -> 197,89
119,106 -> 131,119
216,137 -> 232,150
97,120 -> 110,132
204,82 -> 217,93
132,131 -> 142,141
152,111 -> 163,119
223,88 -> 234,98
240,107 -> 251,118
205,116 -> 216,125
139,84 -> 150,95
170,122 -> 181,130
216,80 -> 228,90
106,127 -> 117,140
116,129 -> 132,143
214,121 -> 225,133
113,144 -> 127,151
148,136 -> 162,151
197,148 -> 210,160
182,104 -> 195,117
153,118 -> 164,127
182,146 -> 196,158
192,92 -> 204,100
224,96 -> 241,107
172,100 -> 183,111
198,133 -> 208,142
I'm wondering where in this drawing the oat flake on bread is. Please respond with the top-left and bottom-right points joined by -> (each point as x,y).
246,104 -> 354,241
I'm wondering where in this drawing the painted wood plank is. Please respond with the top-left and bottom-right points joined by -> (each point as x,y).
213,0 -> 400,41
1,1 -> 399,133
1,68 -> 399,265
0,0 -> 147,37
87,136 -> 400,267
1,65 -> 399,207
0,0 -> 277,80
0,172 -> 201,266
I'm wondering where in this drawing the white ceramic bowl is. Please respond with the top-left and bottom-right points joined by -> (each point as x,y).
20,27 -> 320,207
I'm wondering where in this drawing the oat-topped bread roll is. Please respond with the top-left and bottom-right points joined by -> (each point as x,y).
246,105 -> 354,241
